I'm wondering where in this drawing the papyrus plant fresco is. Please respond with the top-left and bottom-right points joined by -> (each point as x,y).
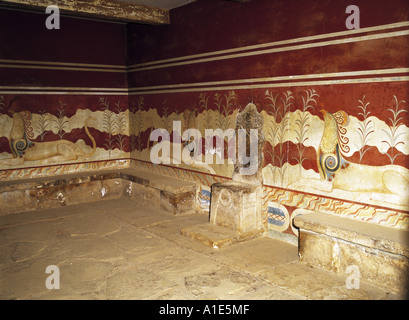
382,95 -> 407,165
179,92 -> 236,175
0,96 -> 4,112
292,89 -> 319,177
54,101 -> 68,140
263,90 -> 279,182
199,93 -> 212,130
130,96 -> 144,153
182,108 -> 198,157
37,109 -> 51,141
355,95 -> 374,163
263,90 -> 293,187
160,99 -> 173,133
214,91 -> 236,131
144,114 -> 154,154
114,101 -> 128,152
100,97 -> 116,156
210,91 -> 237,175
198,92 -> 215,166
99,97 -> 129,157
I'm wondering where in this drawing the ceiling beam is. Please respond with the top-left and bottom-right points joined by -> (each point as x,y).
0,0 -> 170,24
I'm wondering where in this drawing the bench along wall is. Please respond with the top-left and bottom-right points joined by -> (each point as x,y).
0,8 -> 130,180
126,0 -> 409,241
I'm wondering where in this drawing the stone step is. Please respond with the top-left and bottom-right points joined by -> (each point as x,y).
294,212 -> 409,294
0,168 -> 199,216
180,223 -> 265,249
180,180 -> 266,248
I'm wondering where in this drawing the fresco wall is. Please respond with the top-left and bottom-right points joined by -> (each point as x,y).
0,9 -> 130,180
0,95 -> 130,178
126,0 -> 409,238
1,0 -> 408,241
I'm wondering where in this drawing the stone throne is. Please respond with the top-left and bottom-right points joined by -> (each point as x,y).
181,103 -> 266,248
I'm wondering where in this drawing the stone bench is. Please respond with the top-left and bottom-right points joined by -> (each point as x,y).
0,168 -> 198,216
120,168 -> 198,215
294,212 -> 409,294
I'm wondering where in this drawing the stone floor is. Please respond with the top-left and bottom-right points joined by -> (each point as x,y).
0,198 -> 404,300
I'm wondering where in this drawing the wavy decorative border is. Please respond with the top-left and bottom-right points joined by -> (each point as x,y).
263,186 -> 409,232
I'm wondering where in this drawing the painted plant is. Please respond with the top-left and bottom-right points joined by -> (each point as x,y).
292,89 -> 318,176
382,95 -> 407,164
114,101 -> 128,152
263,90 -> 293,187
54,101 -> 68,140
355,95 -> 374,163
130,96 -> 145,153
0,96 -> 4,112
37,109 -> 51,142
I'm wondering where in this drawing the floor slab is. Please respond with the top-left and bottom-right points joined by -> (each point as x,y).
0,198 -> 404,300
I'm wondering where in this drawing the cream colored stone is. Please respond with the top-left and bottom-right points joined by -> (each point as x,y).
210,181 -> 263,233
181,222 -> 265,249
295,212 -> 409,294
0,168 -> 199,217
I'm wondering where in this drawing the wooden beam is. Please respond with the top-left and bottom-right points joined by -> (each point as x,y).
0,0 -> 170,24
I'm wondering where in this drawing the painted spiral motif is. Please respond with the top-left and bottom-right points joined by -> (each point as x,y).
15,139 -> 27,152
320,152 -> 339,181
319,144 -> 349,181
10,133 -> 34,158
324,153 -> 338,171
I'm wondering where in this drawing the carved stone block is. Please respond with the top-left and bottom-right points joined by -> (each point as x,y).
210,181 -> 262,233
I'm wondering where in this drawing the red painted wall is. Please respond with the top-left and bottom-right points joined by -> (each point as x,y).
125,0 -> 409,234
127,0 -> 409,65
1,0 -> 408,233
126,0 -> 409,171
0,9 -> 129,162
